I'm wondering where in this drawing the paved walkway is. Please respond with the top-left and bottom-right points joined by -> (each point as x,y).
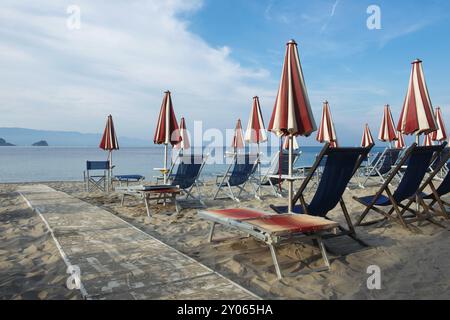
18,185 -> 258,300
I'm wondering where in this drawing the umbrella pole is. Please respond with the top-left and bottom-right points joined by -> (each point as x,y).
164,144 -> 168,184
416,135 -> 420,145
288,135 -> 293,213
257,143 -> 261,197
108,150 -> 112,192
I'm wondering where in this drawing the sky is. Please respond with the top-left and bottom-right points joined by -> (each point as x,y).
0,0 -> 449,146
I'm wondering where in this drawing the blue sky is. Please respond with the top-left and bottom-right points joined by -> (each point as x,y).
0,0 -> 449,146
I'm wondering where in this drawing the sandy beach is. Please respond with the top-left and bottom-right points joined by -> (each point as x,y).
2,178 -> 450,300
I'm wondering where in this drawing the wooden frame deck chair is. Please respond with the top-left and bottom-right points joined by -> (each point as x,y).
360,148 -> 401,187
404,145 -> 450,222
270,143 -> 373,245
214,153 -> 259,202
198,208 -> 339,279
83,161 -> 110,192
256,150 -> 301,197
354,143 -> 445,229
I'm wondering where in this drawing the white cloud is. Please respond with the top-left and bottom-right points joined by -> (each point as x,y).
0,0 -> 272,138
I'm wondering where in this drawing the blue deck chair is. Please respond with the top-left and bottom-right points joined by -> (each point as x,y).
257,150 -> 301,197
403,148 -> 450,221
270,143 -> 373,243
214,154 -> 259,202
360,148 -> 401,187
168,154 -> 207,206
84,161 -> 110,192
354,143 -> 445,229
428,147 -> 450,179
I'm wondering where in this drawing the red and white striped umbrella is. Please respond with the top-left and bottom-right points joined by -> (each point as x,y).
397,59 -> 437,137
361,124 -> 374,148
174,117 -> 190,150
154,91 -> 180,146
423,133 -> 434,146
316,101 -> 338,147
245,96 -> 267,145
282,136 -> 299,150
395,132 -> 406,149
154,91 -> 180,182
100,114 -> 119,151
378,104 -> 397,143
431,107 -> 447,143
268,40 -> 316,138
268,39 -> 317,213
231,119 -> 245,152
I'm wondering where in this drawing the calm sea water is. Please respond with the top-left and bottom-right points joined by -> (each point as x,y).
0,146 -> 384,183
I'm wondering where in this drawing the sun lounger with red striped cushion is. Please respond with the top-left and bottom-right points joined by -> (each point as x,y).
198,208 -> 339,279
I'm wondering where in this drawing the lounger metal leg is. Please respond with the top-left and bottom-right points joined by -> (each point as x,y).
144,195 -> 151,218
268,243 -> 282,280
208,222 -> 216,243
317,238 -> 331,271
121,194 -> 125,207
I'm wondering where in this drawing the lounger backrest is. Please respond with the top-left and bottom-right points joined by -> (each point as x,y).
369,152 -> 382,166
308,148 -> 370,217
228,154 -> 258,186
378,149 -> 401,174
431,147 -> 450,171
86,161 -> 109,171
436,170 -> 450,196
392,145 -> 444,202
171,155 -> 204,189
278,151 -> 299,175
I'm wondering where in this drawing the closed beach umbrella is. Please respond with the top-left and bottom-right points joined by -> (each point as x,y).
397,59 -> 437,142
431,107 -> 447,143
245,96 -> 267,146
174,117 -> 190,151
100,114 -> 119,178
231,119 -> 245,153
316,101 -> 338,148
154,91 -> 180,183
378,104 -> 397,147
423,133 -> 434,146
268,39 -> 317,212
361,124 -> 374,148
395,132 -> 406,149
245,96 -> 267,196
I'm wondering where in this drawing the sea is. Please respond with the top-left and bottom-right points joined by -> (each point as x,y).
0,146 -> 385,183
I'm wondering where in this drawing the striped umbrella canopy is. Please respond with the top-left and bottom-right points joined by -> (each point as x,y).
268,39 -> 317,213
397,59 -> 437,139
378,104 -> 397,143
361,124 -> 374,148
154,91 -> 180,146
431,107 -> 447,143
231,119 -> 245,152
174,117 -> 190,151
153,91 -> 180,183
316,101 -> 338,148
282,136 -> 299,150
100,114 -> 119,152
245,96 -> 268,145
423,133 -> 434,146
395,132 -> 406,149
268,40 -> 316,137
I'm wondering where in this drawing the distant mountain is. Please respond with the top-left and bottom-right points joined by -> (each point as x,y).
0,128 -> 150,147
0,138 -> 15,146
32,140 -> 49,146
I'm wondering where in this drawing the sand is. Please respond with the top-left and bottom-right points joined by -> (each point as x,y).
2,177 -> 450,300
0,185 -> 80,300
